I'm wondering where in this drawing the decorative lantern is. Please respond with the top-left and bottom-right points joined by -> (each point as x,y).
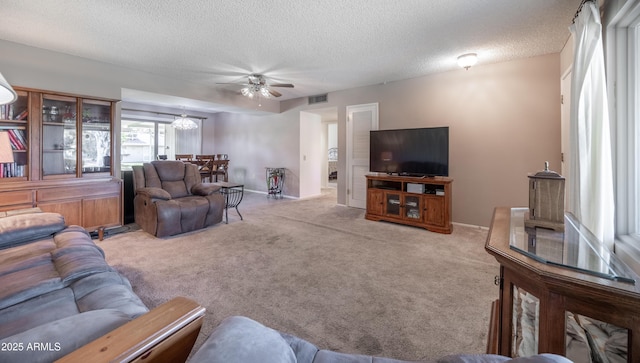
525,162 -> 565,231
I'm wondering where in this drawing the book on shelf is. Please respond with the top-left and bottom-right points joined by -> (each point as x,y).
0,162 -> 26,178
6,129 -> 26,150
0,104 -> 14,120
14,109 -> 28,121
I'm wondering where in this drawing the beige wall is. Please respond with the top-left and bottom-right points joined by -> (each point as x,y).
203,112 -> 301,195
273,53 -> 561,227
381,54 -> 562,227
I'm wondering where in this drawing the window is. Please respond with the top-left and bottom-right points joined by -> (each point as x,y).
604,0 -> 640,272
120,117 -> 202,171
121,120 -> 158,170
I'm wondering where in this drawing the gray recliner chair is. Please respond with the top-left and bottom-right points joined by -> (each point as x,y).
132,160 -> 225,237
188,316 -> 574,363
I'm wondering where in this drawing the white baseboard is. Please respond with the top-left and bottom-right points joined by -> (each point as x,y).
244,188 -> 297,200
452,221 -> 489,230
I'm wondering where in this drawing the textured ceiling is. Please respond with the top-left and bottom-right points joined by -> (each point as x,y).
0,0 -> 580,111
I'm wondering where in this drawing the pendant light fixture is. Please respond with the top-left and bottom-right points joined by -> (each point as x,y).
171,108 -> 198,130
0,72 -> 17,105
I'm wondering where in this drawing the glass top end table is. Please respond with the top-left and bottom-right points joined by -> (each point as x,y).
509,208 -> 636,284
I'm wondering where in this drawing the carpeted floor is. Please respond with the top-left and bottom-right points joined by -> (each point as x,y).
98,189 -> 499,361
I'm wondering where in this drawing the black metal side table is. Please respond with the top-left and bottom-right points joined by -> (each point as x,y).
215,182 -> 244,223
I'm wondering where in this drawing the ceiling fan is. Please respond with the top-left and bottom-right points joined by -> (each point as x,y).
228,74 -> 294,98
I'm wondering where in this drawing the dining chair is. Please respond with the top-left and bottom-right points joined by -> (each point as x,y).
175,154 -> 193,161
195,154 -> 215,182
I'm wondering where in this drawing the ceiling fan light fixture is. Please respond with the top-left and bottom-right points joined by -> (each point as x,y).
457,53 -> 478,70
172,114 -> 198,130
237,74 -> 293,100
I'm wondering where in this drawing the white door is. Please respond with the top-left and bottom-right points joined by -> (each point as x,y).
346,103 -> 378,208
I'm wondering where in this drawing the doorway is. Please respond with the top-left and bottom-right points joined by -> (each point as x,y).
326,122 -> 338,188
302,107 -> 338,199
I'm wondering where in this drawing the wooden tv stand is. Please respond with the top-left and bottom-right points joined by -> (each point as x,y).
365,174 -> 452,233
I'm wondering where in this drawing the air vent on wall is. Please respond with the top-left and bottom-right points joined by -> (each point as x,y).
308,94 -> 328,104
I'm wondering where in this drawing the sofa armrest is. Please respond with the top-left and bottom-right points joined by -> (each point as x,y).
56,297 -> 205,363
136,187 -> 172,201
191,183 -> 221,196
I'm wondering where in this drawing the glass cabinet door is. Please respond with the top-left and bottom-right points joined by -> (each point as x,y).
385,192 -> 402,217
42,95 -> 77,176
81,100 -> 111,174
512,285 -> 539,357
0,90 -> 29,179
566,312 -> 628,363
404,195 -> 422,220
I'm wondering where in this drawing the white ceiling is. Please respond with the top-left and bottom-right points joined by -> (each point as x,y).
0,0 -> 580,112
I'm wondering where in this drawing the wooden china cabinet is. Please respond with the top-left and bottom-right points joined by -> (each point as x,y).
0,86 -> 122,231
485,207 -> 640,363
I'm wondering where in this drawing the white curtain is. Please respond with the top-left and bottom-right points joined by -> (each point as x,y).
569,1 -> 615,248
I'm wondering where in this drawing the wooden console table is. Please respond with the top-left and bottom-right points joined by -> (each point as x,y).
485,207 -> 640,362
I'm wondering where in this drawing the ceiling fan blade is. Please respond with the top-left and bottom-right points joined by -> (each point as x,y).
268,89 -> 282,97
269,83 -> 294,88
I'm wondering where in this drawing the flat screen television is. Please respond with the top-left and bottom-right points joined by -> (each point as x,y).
369,126 -> 449,177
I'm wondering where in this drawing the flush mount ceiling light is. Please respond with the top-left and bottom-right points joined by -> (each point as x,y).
171,112 -> 198,130
457,53 -> 478,70
0,72 -> 17,105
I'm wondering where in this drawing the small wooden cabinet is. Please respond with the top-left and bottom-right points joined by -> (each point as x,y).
365,174 -> 452,233
0,86 -> 121,231
485,207 -> 640,363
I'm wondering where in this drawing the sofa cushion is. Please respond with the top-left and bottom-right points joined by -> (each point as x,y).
52,244 -> 112,283
192,183 -> 221,196
189,316 -> 297,363
177,196 -> 209,231
72,272 -> 148,318
0,261 -> 63,310
280,332 -> 320,363
436,354 -> 573,363
0,212 -> 65,250
0,288 -> 79,339
0,240 -> 56,268
314,350 -> 420,362
0,309 -> 134,363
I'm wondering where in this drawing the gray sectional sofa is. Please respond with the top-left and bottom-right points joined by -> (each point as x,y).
188,316 -> 574,363
0,210 -> 204,363
0,211 -> 149,362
